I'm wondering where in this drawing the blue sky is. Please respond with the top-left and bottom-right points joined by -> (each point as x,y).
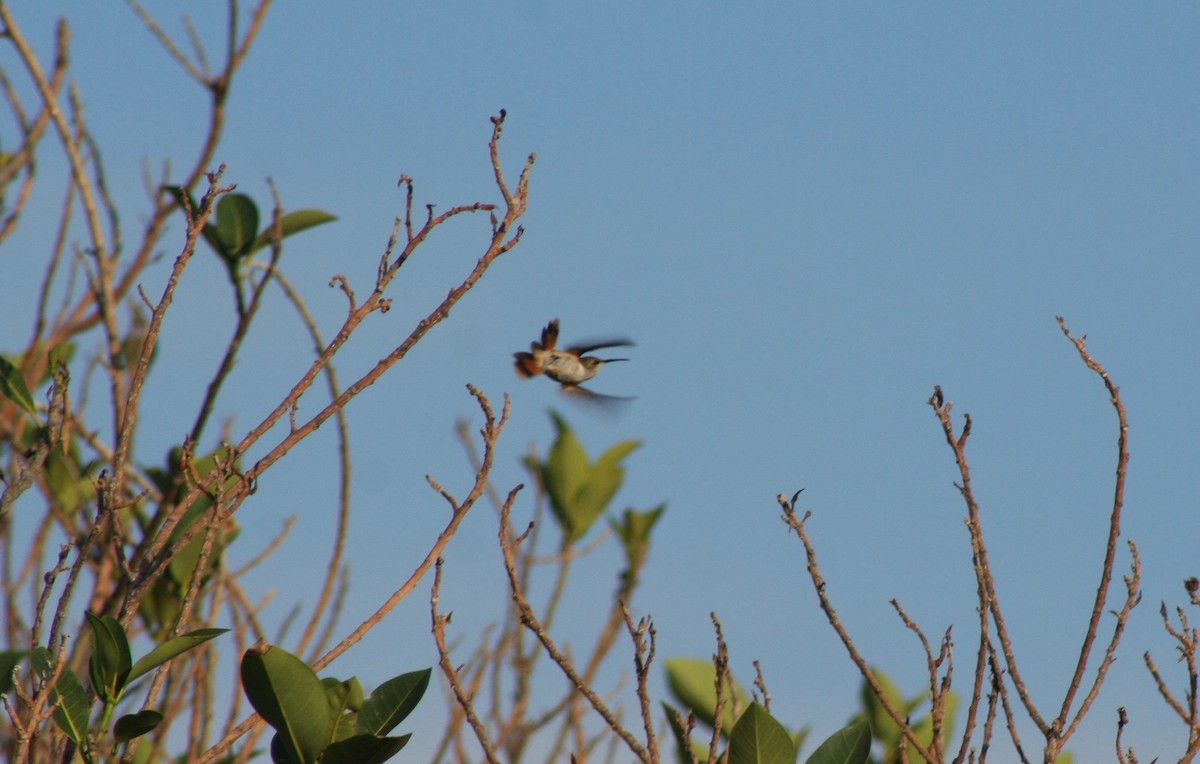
4,3 -> 1199,760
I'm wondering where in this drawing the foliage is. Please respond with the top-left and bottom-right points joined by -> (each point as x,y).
0,5 -> 1197,764
239,644 -> 427,764
0,4 -> 529,761
529,410 -> 641,544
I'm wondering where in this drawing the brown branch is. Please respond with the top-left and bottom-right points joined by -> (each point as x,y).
778,492 -> 937,762
123,113 -> 532,627
1053,317 -> 1139,749
433,558 -> 505,764
497,495 -> 652,763
928,390 -> 1048,736
1145,584 -> 1200,756
890,598 -> 952,762
707,613 -> 729,764
622,603 -> 660,764
194,386 -> 507,764
247,260 -> 352,660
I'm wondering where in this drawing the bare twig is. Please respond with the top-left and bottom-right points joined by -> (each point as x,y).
497,496 -> 653,763
779,491 -> 937,761
195,387 -> 508,764
1053,317 -> 1140,749
433,558 -> 504,764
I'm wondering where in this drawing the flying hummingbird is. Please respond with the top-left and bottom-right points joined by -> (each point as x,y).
513,319 -> 634,402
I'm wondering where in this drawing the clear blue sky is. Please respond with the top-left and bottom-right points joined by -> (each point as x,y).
4,3 -> 1199,760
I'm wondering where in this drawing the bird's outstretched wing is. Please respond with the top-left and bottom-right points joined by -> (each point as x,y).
565,336 -> 636,355
560,384 -> 635,414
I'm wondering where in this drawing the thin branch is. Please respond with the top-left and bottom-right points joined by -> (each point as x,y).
194,387 -> 508,764
433,558 -> 504,764
778,491 -> 937,762
497,495 -> 651,763
1054,317 -> 1139,747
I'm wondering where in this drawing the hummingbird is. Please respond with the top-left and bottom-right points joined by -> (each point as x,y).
513,319 -> 634,402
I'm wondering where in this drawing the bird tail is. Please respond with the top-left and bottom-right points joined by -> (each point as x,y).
513,352 -> 541,378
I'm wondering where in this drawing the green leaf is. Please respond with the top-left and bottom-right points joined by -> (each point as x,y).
357,668 -> 430,736
320,733 -> 411,764
728,703 -> 796,764
87,612 -> 132,704
0,649 -> 27,693
113,709 -> 164,742
792,727 -> 810,759
47,342 -> 76,373
45,446 -> 97,514
540,412 -> 641,542
543,413 -> 590,537
329,676 -> 365,713
664,657 -> 746,734
611,504 -> 666,570
322,677 -> 361,743
31,646 -> 91,745
215,193 -> 260,260
249,209 -> 337,254
569,439 -> 640,539
241,645 -> 335,764
128,627 -> 228,684
270,732 -> 302,764
0,354 -> 37,416
804,719 -> 871,764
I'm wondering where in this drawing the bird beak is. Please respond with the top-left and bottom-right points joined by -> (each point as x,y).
600,358 -> 628,364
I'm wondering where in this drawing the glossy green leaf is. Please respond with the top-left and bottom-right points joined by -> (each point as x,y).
322,677 -> 361,743
87,612 -> 132,704
344,676 -> 365,711
0,649 -> 27,693
31,646 -> 91,745
128,627 -> 228,684
665,657 -> 746,734
215,193 -> 259,259
270,732 -> 301,764
250,209 -> 337,254
0,354 -> 36,416
320,733 -> 411,764
357,668 -> 430,736
113,709 -> 163,742
728,703 -> 796,764
804,719 -> 870,764
241,645 -> 335,764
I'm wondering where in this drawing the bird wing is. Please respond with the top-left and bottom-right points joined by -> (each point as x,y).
560,383 -> 635,404
565,337 -> 635,355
